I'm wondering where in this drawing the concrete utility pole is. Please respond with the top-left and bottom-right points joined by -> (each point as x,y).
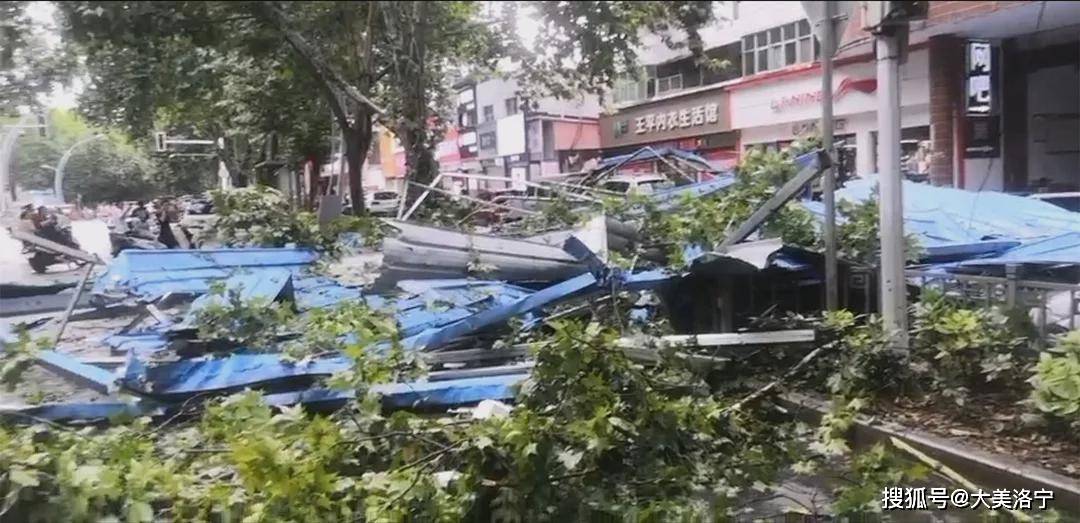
819,1 -> 839,311
803,1 -> 853,311
54,134 -> 106,204
875,23 -> 909,349
0,113 -> 35,213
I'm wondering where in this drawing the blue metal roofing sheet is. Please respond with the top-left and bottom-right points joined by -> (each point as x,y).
957,232 -> 1080,268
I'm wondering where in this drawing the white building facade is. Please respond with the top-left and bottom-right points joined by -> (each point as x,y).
448,76 -> 602,192
600,1 -> 1080,193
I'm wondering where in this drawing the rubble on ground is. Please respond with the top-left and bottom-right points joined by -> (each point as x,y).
2,148 -> 1078,425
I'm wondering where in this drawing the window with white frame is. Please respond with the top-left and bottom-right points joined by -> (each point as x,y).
613,78 -> 647,104
656,74 -> 683,95
741,19 -> 817,76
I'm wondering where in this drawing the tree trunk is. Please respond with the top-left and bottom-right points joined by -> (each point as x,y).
402,128 -> 438,205
252,2 -> 381,212
342,116 -> 372,214
399,1 -> 437,208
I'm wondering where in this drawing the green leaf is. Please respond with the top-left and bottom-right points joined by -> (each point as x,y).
9,466 -> 39,488
72,465 -> 102,487
127,500 -> 154,522
607,416 -> 637,436
556,450 -> 583,471
475,435 -> 493,450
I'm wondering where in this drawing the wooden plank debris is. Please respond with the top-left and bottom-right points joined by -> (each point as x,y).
9,229 -> 103,265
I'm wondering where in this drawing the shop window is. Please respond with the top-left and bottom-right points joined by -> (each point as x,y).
742,20 -> 816,76
835,134 -> 857,181
870,126 -> 931,176
482,105 -> 494,123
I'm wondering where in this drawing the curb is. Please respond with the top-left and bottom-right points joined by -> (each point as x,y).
780,392 -> 1080,514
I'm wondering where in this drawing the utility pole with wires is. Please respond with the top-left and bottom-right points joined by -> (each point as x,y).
863,0 -> 928,350
802,1 -> 855,312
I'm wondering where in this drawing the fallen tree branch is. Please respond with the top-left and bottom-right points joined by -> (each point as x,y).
888,437 -> 1033,522
254,2 -> 385,116
723,346 -> 825,414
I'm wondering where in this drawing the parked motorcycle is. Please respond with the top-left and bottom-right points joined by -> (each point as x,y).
22,224 -> 84,274
109,217 -> 167,256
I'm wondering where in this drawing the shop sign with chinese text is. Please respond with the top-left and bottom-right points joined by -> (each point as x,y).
599,90 -> 731,148
633,103 -> 720,134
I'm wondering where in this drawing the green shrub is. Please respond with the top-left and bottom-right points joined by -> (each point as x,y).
816,310 -> 906,401
1029,330 -> 1080,428
910,291 -> 1029,405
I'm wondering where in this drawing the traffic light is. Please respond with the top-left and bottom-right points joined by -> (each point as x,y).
37,113 -> 47,138
155,131 -> 167,152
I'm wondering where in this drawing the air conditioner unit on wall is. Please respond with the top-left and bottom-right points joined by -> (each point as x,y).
861,1 -> 928,33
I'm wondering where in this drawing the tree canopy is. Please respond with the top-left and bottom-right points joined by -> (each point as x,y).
514,1 -> 717,100
14,109 -> 209,204
57,1 -> 717,209
1,1 -> 75,115
58,2 -> 332,188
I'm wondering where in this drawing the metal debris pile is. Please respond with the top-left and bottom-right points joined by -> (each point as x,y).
3,147 -> 1078,424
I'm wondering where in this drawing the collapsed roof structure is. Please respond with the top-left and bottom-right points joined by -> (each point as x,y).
3,149 -> 1077,424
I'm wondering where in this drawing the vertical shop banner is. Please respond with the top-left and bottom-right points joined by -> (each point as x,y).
964,40 -> 998,158
965,40 -> 992,116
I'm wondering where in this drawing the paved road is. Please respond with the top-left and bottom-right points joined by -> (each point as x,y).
0,219 -> 116,406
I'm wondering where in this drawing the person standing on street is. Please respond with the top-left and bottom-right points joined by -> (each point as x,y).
131,201 -> 150,222
155,199 -> 180,248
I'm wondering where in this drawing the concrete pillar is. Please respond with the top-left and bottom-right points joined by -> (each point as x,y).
856,128 -> 875,176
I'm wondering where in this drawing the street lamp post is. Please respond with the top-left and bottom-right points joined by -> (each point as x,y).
54,134 -> 106,204
0,113 -> 35,213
